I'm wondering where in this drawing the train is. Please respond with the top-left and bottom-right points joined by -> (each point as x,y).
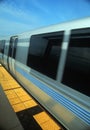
0,17 -> 90,130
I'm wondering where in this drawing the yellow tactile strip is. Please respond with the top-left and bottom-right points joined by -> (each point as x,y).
34,112 -> 60,130
0,66 -> 62,130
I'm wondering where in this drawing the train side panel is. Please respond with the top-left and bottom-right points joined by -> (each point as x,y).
14,28 -> 90,129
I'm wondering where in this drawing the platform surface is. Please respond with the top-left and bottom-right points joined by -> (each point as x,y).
0,66 -> 62,130
0,85 -> 23,130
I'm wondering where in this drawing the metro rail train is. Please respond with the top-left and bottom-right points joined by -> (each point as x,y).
0,17 -> 90,130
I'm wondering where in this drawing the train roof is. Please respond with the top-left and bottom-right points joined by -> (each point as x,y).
0,17 -> 90,40
18,17 -> 90,38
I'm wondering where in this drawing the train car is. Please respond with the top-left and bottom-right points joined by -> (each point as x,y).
0,17 -> 90,130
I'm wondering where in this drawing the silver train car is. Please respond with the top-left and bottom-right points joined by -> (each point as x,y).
0,17 -> 90,130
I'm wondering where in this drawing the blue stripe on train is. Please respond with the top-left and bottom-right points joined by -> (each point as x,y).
16,66 -> 90,125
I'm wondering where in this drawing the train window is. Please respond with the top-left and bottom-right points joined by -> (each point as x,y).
8,38 -> 13,57
62,28 -> 90,96
27,31 -> 64,79
13,38 -> 18,59
4,40 -> 9,56
0,40 -> 5,54
8,37 -> 18,59
15,38 -> 29,65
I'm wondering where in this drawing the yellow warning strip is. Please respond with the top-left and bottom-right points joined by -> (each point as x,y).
0,66 -> 62,130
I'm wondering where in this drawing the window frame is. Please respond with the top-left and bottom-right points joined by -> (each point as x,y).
61,28 -> 90,97
27,31 -> 65,80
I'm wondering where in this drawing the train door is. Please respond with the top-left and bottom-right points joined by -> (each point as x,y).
8,36 -> 18,74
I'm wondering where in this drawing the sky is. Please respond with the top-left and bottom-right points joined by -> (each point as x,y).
0,0 -> 90,37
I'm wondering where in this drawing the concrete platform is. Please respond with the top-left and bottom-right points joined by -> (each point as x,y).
0,66 -> 62,130
0,85 -> 23,130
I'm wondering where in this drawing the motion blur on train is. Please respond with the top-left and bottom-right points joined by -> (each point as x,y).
0,17 -> 90,130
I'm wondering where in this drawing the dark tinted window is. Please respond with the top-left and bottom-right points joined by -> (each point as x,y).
8,37 -> 18,59
13,38 -> 18,59
62,28 -> 90,96
8,38 -> 13,57
0,40 -> 5,54
27,31 -> 64,79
